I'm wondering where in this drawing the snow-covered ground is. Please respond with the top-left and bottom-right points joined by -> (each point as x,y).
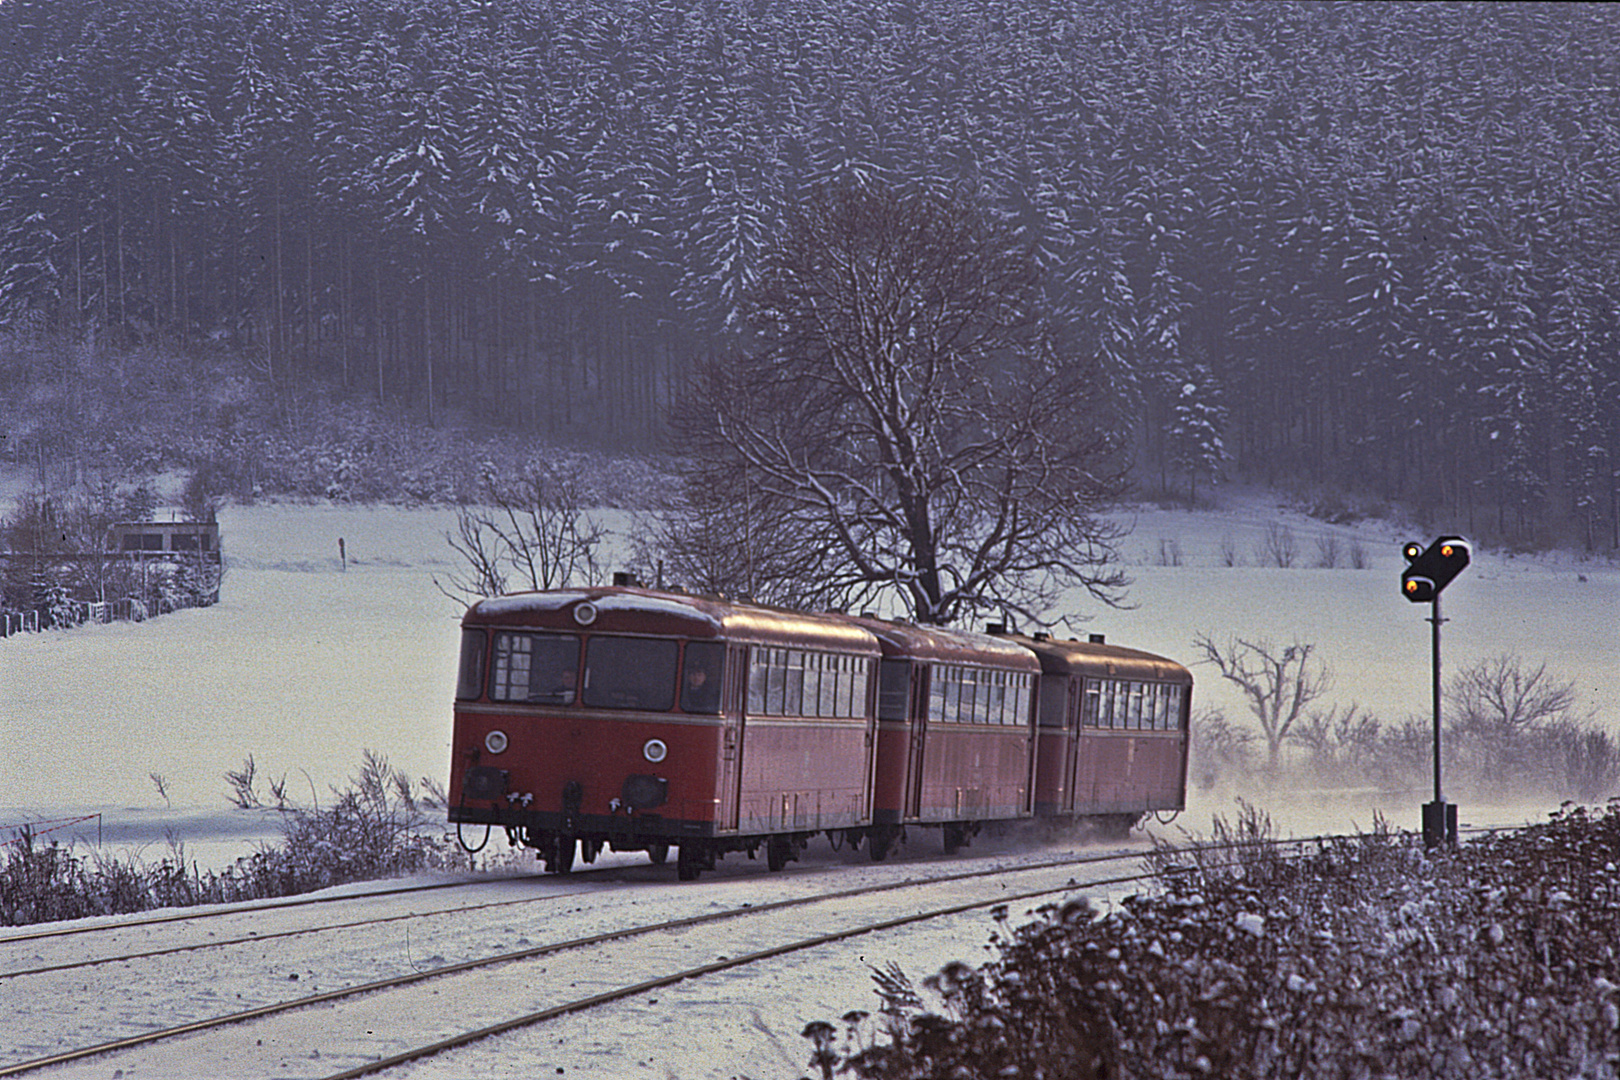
3,490 -> 1613,848
1,489 -> 1614,1078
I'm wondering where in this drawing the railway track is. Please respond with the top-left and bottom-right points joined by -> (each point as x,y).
1,843 -> 1157,1079
4,824 -> 1521,1078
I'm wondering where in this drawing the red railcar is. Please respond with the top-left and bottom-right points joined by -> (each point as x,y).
449,586 -> 1192,878
449,586 -> 880,879
1007,632 -> 1192,835
845,617 -> 1041,858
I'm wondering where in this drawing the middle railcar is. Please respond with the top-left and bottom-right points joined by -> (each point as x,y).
838,615 -> 1042,858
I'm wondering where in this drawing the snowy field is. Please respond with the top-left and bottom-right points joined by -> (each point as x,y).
2,490 -> 1616,859
2,490 -> 1615,1079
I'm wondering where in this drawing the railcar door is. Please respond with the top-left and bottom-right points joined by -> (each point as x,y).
1066,677 -> 1086,813
717,643 -> 748,831
904,662 -> 928,820
860,656 -> 878,820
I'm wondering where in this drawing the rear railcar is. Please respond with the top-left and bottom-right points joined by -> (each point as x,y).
1005,632 -> 1192,836
449,586 -> 881,879
843,617 -> 1041,858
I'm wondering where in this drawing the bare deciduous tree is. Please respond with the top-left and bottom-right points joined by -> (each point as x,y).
671,179 -> 1130,626
1193,633 -> 1333,771
435,463 -> 605,605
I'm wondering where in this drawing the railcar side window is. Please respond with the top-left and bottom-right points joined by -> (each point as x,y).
747,648 -> 870,718
456,629 -> 488,701
1040,675 -> 1070,728
1078,679 -> 1187,730
491,632 -> 581,703
878,660 -> 909,722
681,640 -> 725,714
583,636 -> 678,711
819,655 -> 840,717
748,654 -> 768,713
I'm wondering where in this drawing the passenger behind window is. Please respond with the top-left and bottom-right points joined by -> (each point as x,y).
682,643 -> 725,714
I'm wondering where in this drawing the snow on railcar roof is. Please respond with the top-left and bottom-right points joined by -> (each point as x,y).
463,587 -> 878,646
839,615 -> 1042,667
1009,632 -> 1192,682
470,591 -> 594,616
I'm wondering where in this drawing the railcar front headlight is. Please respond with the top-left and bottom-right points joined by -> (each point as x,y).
484,729 -> 509,755
642,738 -> 668,763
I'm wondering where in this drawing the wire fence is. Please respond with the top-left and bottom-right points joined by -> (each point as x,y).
1,814 -> 103,848
0,593 -> 216,638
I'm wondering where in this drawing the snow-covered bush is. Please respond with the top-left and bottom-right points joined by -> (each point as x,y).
810,802 -> 1620,1080
1,752 -> 473,926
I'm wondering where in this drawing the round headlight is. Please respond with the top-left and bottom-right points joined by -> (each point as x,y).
484,730 -> 509,755
573,601 -> 598,626
643,738 -> 668,763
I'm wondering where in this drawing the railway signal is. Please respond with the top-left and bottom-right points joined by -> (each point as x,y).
1400,535 -> 1472,851
1400,536 -> 1470,603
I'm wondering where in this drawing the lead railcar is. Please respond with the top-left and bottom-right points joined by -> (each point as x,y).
449,586 -> 882,880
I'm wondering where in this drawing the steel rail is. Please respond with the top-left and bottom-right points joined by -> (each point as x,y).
0,868 -> 558,946
0,844 -> 1154,1078
321,863 -> 1169,1080
329,824 -> 1538,1078
0,884 -> 603,981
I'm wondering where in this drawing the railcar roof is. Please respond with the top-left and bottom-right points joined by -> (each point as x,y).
465,587 -> 879,651
835,615 -> 1042,670
1005,633 -> 1192,684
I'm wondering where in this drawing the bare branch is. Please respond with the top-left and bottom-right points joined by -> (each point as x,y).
662,179 -> 1131,626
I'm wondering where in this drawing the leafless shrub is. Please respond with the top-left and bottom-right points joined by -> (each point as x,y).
434,461 -> 605,605
1218,534 -> 1240,567
1313,534 -> 1340,568
1188,707 -> 1257,789
3,751 -> 470,927
1289,703 -> 1383,781
1254,522 -> 1298,567
1192,633 -> 1332,771
1347,539 -> 1371,569
1156,538 -> 1182,566
1446,654 -> 1617,801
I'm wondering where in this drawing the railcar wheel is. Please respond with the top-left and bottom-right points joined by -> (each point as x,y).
676,843 -> 703,881
868,825 -> 897,862
546,836 -> 576,874
942,823 -> 969,855
647,841 -> 669,865
1095,813 -> 1141,839
766,834 -> 793,872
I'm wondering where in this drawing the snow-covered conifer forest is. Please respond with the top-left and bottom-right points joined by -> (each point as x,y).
1,1 -> 1618,549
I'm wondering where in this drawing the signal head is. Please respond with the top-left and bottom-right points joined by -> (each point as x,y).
1398,535 -> 1471,603
1401,573 -> 1437,603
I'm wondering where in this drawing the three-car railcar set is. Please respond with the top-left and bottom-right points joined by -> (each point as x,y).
448,586 -> 1191,880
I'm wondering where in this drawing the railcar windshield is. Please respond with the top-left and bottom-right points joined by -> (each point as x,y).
490,631 -> 581,703
583,635 -> 679,711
